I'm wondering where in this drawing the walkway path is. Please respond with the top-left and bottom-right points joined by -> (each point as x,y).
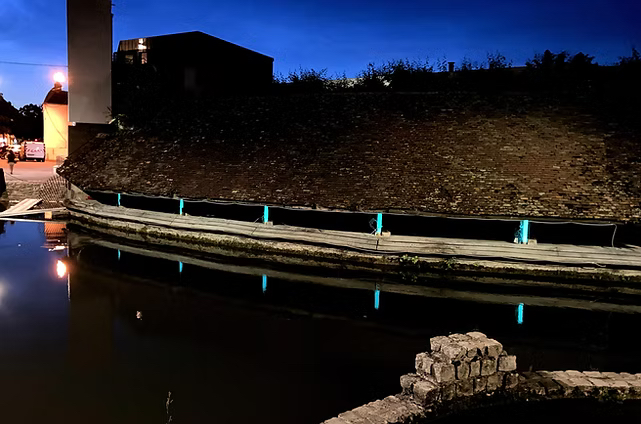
67,199 -> 641,270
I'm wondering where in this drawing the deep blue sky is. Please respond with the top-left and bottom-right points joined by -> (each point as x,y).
1,0 -> 639,108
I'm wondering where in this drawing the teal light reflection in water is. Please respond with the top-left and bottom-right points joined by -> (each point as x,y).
117,250 -> 121,260
374,283 -> 380,310
179,261 -> 183,273
517,303 -> 524,324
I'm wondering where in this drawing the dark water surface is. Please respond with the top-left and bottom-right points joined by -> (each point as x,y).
1,221 -> 640,423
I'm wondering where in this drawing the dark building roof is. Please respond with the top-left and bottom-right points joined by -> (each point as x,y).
44,84 -> 68,105
59,93 -> 641,222
117,30 -> 273,61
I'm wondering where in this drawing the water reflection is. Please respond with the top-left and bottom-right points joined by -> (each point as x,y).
56,259 -> 67,278
1,221 -> 641,424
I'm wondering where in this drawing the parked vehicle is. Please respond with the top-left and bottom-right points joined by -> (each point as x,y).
20,140 -> 46,162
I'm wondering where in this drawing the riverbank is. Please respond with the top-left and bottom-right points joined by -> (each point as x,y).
66,197 -> 641,292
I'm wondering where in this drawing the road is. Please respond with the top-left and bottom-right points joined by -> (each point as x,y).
1,160 -> 58,183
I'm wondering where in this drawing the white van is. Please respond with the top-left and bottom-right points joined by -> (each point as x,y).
20,140 -> 46,162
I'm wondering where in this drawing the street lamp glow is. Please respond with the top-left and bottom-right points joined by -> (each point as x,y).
53,72 -> 66,84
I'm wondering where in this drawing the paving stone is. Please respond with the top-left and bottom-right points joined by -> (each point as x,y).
440,341 -> 467,361
455,361 -> 470,380
626,379 -> 641,396
338,410 -> 371,424
351,405 -> 388,424
601,372 -> 622,379
548,371 -> 571,379
415,353 -> 434,378
521,371 -> 542,380
323,418 -> 349,424
433,361 -> 456,383
619,372 -> 636,380
400,373 -> 420,395
504,372 -> 520,389
487,373 -> 503,392
466,332 -> 487,340
472,376 -> 487,394
480,357 -> 497,376
469,358 -> 481,377
448,334 -> 470,343
528,381 -> 547,396
552,377 -> 576,395
565,370 -> 584,377
413,379 -> 440,406
567,377 -> 593,387
582,371 -> 603,378
498,355 -> 517,372
538,378 -> 563,395
430,336 -> 450,353
485,339 -> 503,358
441,381 -> 457,401
608,380 -> 631,389
457,378 -> 474,396
587,378 -> 615,388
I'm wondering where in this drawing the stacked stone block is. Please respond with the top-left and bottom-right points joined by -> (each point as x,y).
401,332 -> 518,406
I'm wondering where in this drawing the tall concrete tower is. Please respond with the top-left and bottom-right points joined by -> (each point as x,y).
67,0 -> 112,153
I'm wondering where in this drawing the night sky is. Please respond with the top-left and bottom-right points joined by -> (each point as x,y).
1,0 -> 639,108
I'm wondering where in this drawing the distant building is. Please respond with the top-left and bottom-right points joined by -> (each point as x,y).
43,82 -> 69,161
113,31 -> 274,97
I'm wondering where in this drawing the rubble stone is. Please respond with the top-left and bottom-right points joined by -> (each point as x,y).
487,373 -> 503,392
504,372 -> 519,389
498,355 -> 517,372
441,381 -> 457,401
430,336 -> 450,353
413,380 -> 440,405
455,361 -> 470,380
485,339 -> 503,358
469,358 -> 481,377
480,357 -> 497,376
457,378 -> 474,396
433,361 -> 456,383
473,376 -> 488,394
400,374 -> 420,395
415,352 -> 434,377
440,341 -> 467,361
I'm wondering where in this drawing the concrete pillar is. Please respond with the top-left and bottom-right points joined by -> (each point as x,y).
67,0 -> 113,154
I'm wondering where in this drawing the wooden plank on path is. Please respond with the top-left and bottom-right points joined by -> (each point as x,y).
0,198 -> 42,217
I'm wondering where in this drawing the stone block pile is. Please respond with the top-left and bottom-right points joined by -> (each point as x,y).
400,332 -> 518,405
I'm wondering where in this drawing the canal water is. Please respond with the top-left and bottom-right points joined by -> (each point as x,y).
0,220 -> 640,424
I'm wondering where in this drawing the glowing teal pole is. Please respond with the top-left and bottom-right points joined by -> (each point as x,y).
262,274 -> 267,293
263,205 -> 269,223
517,303 -> 524,324
117,193 -> 121,207
519,220 -> 529,244
179,199 -> 184,215
117,250 -> 121,261
374,284 -> 380,310
376,213 -> 382,235
179,261 -> 183,273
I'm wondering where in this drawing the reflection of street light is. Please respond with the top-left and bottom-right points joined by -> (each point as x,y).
56,260 -> 67,279
53,72 -> 66,84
